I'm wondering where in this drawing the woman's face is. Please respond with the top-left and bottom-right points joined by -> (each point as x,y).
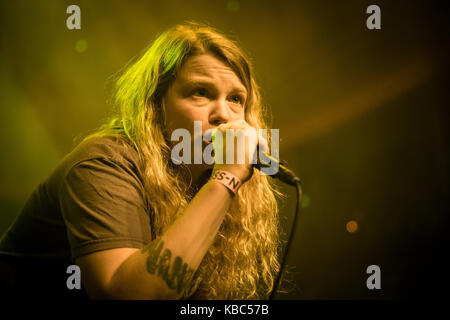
163,53 -> 248,169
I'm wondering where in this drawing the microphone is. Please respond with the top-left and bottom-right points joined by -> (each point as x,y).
202,129 -> 301,186
255,153 -> 301,186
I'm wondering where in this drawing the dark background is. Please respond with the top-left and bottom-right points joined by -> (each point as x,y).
0,0 -> 448,299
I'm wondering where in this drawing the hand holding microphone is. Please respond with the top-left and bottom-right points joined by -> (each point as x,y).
203,119 -> 266,183
203,120 -> 300,186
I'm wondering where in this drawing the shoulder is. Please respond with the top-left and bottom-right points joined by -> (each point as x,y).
45,134 -> 146,193
67,135 -> 143,172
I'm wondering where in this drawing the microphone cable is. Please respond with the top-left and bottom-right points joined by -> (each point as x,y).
266,162 -> 303,300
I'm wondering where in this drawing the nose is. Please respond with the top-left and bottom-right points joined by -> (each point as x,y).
208,99 -> 231,127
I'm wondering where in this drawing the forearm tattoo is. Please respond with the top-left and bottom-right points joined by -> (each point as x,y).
141,238 -> 197,296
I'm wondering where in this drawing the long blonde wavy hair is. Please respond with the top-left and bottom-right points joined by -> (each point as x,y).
81,22 -> 282,299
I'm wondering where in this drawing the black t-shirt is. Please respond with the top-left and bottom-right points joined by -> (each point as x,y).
0,135 -> 154,298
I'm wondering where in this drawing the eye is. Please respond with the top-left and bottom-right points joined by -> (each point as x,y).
192,88 -> 208,98
229,95 -> 244,105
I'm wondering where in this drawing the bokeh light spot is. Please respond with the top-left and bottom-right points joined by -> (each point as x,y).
75,39 -> 87,53
346,220 -> 359,233
227,0 -> 240,13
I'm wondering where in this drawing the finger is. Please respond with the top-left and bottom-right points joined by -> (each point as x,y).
257,132 -> 269,154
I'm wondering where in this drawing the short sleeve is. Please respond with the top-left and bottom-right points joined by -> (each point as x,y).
59,157 -> 152,260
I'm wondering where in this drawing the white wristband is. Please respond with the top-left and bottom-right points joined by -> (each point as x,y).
210,170 -> 242,195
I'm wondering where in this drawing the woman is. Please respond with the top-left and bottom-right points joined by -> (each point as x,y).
0,22 -> 282,299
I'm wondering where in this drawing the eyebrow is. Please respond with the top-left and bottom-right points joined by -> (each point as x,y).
183,78 -> 247,96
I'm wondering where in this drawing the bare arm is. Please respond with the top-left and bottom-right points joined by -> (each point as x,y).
76,178 -> 235,299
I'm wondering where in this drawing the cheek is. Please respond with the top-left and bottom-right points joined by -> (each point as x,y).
166,105 -> 209,137
238,108 -> 246,119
